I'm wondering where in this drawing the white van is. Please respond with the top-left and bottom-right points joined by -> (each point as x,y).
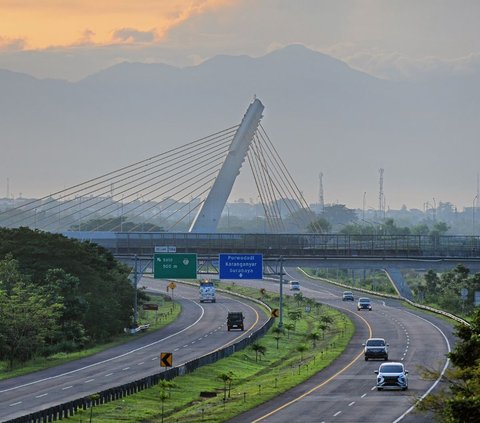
289,280 -> 301,291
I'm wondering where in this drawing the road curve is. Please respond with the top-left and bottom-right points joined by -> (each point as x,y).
0,279 -> 269,422
228,268 -> 455,423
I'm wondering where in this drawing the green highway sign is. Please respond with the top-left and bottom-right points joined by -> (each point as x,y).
154,253 -> 197,279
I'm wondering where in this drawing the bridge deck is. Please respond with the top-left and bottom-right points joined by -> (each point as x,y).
64,231 -> 480,259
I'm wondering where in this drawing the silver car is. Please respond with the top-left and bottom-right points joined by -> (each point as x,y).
375,362 -> 408,391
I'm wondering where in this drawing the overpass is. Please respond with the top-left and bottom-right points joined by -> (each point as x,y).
65,231 -> 480,260
65,231 -> 480,301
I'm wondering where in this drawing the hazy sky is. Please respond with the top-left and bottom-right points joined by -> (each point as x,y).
1,1 -> 479,210
1,0 -> 479,81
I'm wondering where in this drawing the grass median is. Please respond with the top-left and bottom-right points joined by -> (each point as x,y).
77,283 -> 354,423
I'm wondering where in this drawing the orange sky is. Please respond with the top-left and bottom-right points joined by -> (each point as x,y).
0,0 -> 232,50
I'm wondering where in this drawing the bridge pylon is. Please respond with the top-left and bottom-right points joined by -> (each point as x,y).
189,98 -> 264,233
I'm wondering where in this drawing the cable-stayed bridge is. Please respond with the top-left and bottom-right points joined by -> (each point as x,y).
0,99 -> 315,235
2,98 -> 480,267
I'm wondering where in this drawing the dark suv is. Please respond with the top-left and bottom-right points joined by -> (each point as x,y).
357,297 -> 372,310
363,337 -> 389,361
227,312 -> 244,331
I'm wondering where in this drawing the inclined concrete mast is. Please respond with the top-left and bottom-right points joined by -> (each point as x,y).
189,98 -> 264,233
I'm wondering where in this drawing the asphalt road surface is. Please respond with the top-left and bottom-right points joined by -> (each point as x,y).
0,278 -> 269,422
228,268 -> 455,423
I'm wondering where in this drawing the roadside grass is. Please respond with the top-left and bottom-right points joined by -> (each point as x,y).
0,294 -> 180,380
75,284 -> 354,423
302,267 -> 397,295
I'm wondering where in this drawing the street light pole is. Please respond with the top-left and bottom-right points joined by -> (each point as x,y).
278,256 -> 284,329
362,192 -> 366,221
473,195 -> 478,236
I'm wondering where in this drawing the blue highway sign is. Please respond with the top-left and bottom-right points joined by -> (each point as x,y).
219,254 -> 263,280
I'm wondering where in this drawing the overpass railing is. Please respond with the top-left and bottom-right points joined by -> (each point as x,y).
64,232 -> 480,258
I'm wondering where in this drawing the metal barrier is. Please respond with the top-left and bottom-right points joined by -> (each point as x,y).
5,291 -> 273,423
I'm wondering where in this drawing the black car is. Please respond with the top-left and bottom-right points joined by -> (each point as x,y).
363,337 -> 389,360
357,297 -> 372,310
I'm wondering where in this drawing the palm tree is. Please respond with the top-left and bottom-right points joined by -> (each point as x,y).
320,314 -> 334,325
293,292 -> 304,306
218,371 -> 234,400
307,331 -> 321,348
318,322 -> 329,339
288,310 -> 302,330
272,326 -> 284,349
251,342 -> 267,362
297,343 -> 308,361
283,322 -> 295,339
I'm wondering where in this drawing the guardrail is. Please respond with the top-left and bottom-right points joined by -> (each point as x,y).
6,284 -> 273,423
297,268 -> 471,327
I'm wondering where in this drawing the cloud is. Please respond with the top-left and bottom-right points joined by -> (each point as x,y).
112,28 -> 157,44
325,43 -> 480,81
0,0 -> 234,50
0,36 -> 25,52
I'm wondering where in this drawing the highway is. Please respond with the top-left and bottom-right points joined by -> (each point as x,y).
228,268 -> 454,423
0,280 -> 269,422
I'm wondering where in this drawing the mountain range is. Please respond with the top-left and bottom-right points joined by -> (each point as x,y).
1,44 -> 479,210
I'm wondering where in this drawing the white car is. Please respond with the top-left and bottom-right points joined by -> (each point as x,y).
289,280 -> 301,291
375,362 -> 408,391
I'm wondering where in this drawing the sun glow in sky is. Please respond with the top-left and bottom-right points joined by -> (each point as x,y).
0,0 -> 232,49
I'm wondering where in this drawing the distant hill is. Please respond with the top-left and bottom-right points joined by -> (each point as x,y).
1,44 -> 479,209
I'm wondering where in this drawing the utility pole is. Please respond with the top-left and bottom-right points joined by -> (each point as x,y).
278,256 -> 284,329
318,172 -> 325,213
133,255 -> 138,326
378,168 -> 384,217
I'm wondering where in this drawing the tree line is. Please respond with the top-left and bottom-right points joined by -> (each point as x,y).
0,227 -> 135,368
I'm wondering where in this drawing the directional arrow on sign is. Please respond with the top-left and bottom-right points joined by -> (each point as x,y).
160,352 -> 172,367
271,308 -> 279,318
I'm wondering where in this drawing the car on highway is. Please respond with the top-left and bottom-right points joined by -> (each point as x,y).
289,280 -> 301,291
375,362 -> 408,391
342,291 -> 354,301
363,337 -> 389,361
357,297 -> 372,310
227,312 -> 245,331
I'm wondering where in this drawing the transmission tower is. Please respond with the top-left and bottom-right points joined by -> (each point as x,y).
378,168 -> 384,215
318,172 -> 324,213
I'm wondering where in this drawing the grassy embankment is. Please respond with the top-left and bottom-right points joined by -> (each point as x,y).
0,294 -> 180,380
76,282 -> 354,423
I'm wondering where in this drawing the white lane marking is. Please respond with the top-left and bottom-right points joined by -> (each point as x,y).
348,401 -> 355,406
333,411 -> 342,417
62,386 -> 73,390
361,393 -> 367,398
105,373 -> 113,377
151,357 -> 157,361
183,344 -> 189,348
0,294 -> 206,394
392,311 -> 452,423
138,362 -> 144,365
371,386 -> 376,390
10,401 -> 22,406
174,348 -> 179,351
85,379 -> 95,383
122,367 -> 130,371
35,393 -> 48,398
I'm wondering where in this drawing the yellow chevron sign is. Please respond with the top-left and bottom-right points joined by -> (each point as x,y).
160,352 -> 173,367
